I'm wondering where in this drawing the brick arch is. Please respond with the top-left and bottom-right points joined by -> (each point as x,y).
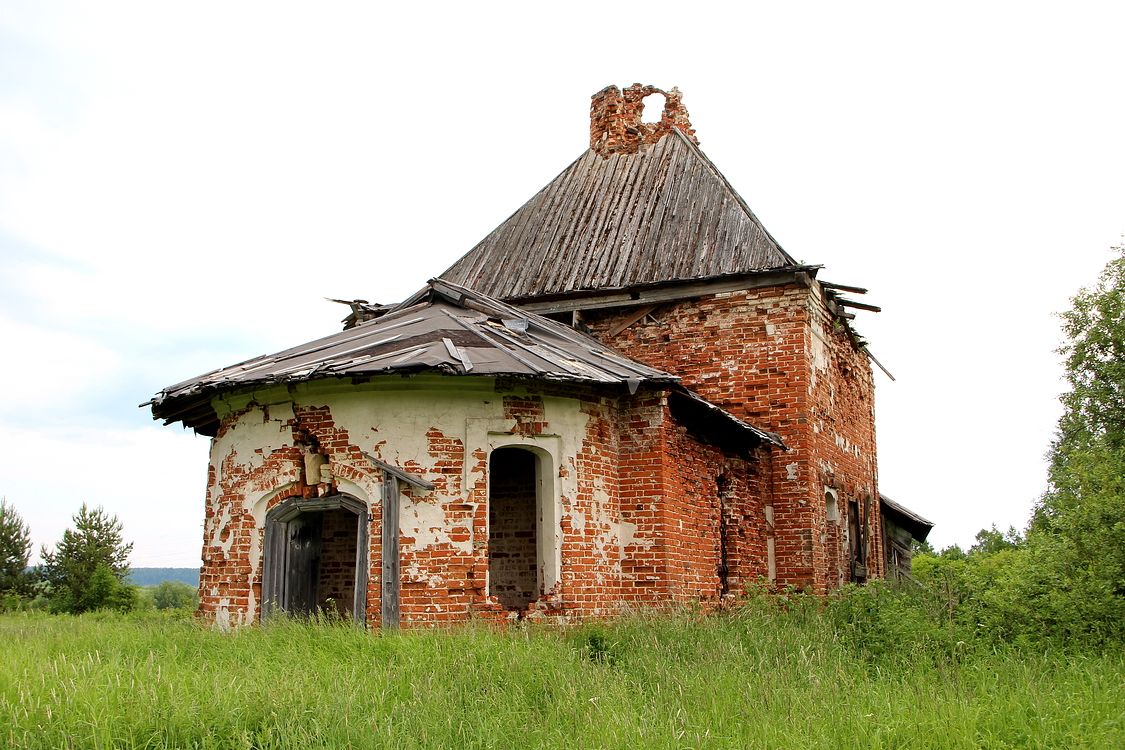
248,469 -> 377,623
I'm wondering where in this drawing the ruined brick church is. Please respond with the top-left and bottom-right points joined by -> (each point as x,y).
151,84 -> 927,628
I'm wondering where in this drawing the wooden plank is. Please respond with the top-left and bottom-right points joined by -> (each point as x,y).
607,304 -> 659,337
821,281 -> 869,294
351,501 -> 371,627
517,270 -> 808,315
260,519 -> 285,620
380,470 -> 400,629
362,451 -> 435,490
863,347 -> 896,381
836,298 -> 882,313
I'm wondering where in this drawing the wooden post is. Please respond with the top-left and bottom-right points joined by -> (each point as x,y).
380,470 -> 400,628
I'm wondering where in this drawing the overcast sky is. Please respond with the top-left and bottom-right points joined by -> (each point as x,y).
1,1 -> 1122,566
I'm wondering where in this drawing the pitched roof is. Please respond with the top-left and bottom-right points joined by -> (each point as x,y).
880,493 -> 934,541
147,279 -> 676,435
148,279 -> 783,449
441,130 -> 798,302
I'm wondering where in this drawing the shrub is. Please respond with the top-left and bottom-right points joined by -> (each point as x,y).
151,580 -> 199,611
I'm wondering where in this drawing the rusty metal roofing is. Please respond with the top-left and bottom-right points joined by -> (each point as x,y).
441,130 -> 798,302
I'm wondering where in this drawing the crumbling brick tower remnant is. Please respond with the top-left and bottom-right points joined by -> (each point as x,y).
590,83 -> 698,157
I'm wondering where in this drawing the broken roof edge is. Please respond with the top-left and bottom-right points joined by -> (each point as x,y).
507,265 -> 822,314
667,387 -> 786,451
147,278 -> 685,434
880,493 -> 934,541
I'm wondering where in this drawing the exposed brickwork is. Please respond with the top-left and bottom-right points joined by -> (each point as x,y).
583,281 -> 880,593
194,377 -> 776,628
196,281 -> 878,629
316,507 -> 358,616
590,83 -> 698,157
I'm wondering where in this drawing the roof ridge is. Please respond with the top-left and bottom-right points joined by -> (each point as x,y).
665,129 -> 798,268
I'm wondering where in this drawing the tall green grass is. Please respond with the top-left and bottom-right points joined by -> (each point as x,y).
1,606 -> 1121,749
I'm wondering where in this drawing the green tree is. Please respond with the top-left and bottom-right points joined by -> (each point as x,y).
1016,244 -> 1125,648
0,498 -> 33,598
40,504 -> 136,614
969,525 -> 1023,556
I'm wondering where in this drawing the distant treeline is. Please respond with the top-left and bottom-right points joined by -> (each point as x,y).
126,568 -> 200,588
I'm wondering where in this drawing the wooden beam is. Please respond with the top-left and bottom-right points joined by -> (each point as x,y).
515,270 -> 809,315
821,281 -> 869,294
380,469 -> 400,629
363,452 -> 435,490
606,304 -> 659,337
864,347 -> 896,381
836,298 -> 882,313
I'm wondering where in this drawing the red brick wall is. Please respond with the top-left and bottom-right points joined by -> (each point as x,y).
717,450 -> 774,595
616,393 -> 668,604
583,280 -> 880,592
316,507 -> 358,616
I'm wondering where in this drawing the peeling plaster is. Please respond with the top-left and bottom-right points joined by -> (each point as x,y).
208,401 -> 296,502
401,499 -> 470,553
210,503 -> 233,555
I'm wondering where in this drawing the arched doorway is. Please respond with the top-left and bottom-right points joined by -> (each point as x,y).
488,446 -> 544,611
261,495 -> 369,622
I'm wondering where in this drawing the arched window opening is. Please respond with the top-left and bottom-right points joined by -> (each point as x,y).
488,447 -> 540,611
825,488 -> 839,523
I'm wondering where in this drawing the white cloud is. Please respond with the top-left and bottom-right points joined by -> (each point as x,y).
1,424 -> 209,566
0,0 -> 1123,563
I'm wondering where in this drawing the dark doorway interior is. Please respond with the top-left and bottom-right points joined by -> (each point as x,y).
847,499 -> 867,582
488,447 -> 539,610
315,508 -> 359,616
263,496 -> 367,621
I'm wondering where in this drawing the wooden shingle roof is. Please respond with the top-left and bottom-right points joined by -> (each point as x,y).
441,129 -> 798,302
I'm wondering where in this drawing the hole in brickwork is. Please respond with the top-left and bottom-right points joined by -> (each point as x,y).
639,93 -> 666,125
488,447 -> 539,611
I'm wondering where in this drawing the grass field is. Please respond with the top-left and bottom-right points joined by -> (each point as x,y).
1,607 -> 1122,749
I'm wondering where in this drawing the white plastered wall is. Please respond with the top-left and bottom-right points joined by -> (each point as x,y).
204,375 -> 594,617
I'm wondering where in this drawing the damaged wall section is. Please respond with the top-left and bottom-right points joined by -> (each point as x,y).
194,374 -> 777,627
584,279 -> 880,594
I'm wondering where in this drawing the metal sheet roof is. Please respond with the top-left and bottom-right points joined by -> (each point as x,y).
148,280 -> 784,453
440,130 -> 797,302
148,279 -> 678,434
